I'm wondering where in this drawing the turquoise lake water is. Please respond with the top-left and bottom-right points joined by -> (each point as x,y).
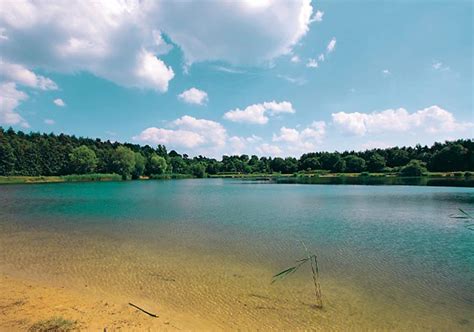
0,179 -> 473,329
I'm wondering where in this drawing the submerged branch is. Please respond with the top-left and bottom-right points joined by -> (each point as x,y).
128,302 -> 158,318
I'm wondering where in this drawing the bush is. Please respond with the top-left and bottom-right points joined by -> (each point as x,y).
465,171 -> 472,178
399,160 -> 427,177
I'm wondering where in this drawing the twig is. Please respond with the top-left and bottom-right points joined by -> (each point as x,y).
128,302 -> 158,317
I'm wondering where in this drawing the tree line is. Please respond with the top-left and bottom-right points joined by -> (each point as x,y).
0,127 -> 472,179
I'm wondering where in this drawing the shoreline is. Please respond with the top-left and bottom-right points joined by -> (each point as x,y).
1,172 -> 472,187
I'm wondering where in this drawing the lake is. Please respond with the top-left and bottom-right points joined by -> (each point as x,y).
0,179 -> 473,330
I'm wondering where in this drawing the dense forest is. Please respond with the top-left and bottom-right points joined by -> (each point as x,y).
0,127 -> 473,179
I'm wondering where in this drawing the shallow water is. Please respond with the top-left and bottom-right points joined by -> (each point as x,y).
0,179 -> 473,330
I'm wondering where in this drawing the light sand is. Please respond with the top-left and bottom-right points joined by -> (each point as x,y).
0,274 -> 213,331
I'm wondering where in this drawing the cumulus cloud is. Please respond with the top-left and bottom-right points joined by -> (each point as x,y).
306,58 -> 318,68
382,69 -> 391,76
53,98 -> 66,107
290,55 -> 300,63
0,0 -> 316,92
223,101 -> 295,124
311,10 -> 324,22
326,37 -> 336,54
0,82 -> 29,128
272,121 -> 326,154
178,87 -> 208,105
134,49 -> 175,92
228,135 -> 262,155
44,119 -> 55,125
0,61 -> 57,90
133,115 -> 227,151
332,106 -> 473,136
152,0 -> 314,65
256,143 -> 283,156
0,1 -> 174,91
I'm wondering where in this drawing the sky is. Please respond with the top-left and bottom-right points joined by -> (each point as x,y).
0,0 -> 472,157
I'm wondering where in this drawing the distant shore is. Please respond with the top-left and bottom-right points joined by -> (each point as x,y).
1,171 -> 472,187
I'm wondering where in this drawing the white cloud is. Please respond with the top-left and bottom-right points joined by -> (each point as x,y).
326,37 -> 336,54
361,141 -> 392,150
152,1 -> 314,65
53,98 -> 66,107
213,66 -> 246,74
0,0 -> 316,91
318,53 -> 325,62
133,115 -> 227,151
135,49 -> 174,92
263,101 -> 295,115
277,74 -> 307,85
133,127 -> 205,149
178,87 -> 208,105
311,10 -> 324,22
229,135 -> 262,155
272,121 -> 326,154
290,55 -> 300,63
332,106 -> 473,136
382,69 -> 391,75
306,58 -> 318,68
432,61 -> 450,72
0,61 -> 57,90
224,101 -> 295,124
0,82 -> 29,128
44,119 -> 55,125
0,1 -> 175,91
256,143 -> 282,156
224,104 -> 267,124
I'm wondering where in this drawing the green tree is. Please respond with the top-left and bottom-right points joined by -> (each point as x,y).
132,152 -> 146,179
320,153 -> 342,171
430,144 -> 468,171
191,162 -> 206,178
148,154 -> 167,175
343,155 -> 366,172
300,157 -> 321,171
69,145 -> 98,174
0,133 -> 15,175
111,146 -> 136,179
400,160 -> 427,176
367,153 -> 386,172
170,156 -> 188,174
332,158 -> 346,172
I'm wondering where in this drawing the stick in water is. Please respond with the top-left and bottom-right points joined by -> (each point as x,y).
128,302 -> 158,317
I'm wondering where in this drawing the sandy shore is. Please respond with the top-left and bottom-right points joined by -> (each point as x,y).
0,274 -> 212,331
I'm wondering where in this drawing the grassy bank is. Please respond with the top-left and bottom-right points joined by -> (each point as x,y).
0,173 -> 122,185
1,171 -> 472,186
210,171 -> 472,179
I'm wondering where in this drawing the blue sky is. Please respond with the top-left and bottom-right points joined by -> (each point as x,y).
1,0 -> 472,157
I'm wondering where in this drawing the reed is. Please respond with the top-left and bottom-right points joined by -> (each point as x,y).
272,241 -> 323,308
